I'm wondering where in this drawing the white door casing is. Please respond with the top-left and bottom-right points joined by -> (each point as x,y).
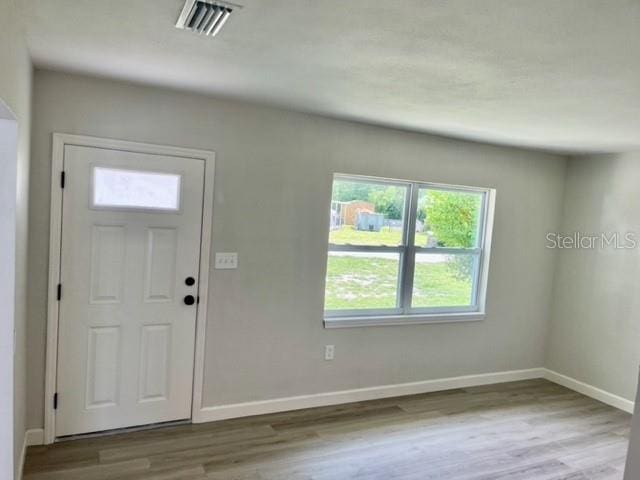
45,135 -> 215,441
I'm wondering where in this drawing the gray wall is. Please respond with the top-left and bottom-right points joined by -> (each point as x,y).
28,69 -> 566,428
546,152 -> 640,401
0,0 -> 32,477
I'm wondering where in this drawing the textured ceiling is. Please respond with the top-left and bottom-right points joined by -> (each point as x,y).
23,0 -> 640,153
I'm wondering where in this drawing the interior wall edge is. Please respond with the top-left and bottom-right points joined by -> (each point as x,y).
541,153 -> 571,369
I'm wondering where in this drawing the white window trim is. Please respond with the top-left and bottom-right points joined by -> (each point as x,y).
324,174 -> 496,328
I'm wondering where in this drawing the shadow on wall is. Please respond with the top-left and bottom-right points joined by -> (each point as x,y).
0,99 -> 18,480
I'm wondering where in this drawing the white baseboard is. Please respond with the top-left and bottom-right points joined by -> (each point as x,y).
25,429 -> 44,447
543,369 -> 635,414
194,368 -> 545,423
18,429 -> 44,480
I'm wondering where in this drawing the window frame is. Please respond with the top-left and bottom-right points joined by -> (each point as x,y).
324,174 -> 495,328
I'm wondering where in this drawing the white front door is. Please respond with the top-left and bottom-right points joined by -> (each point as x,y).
56,144 -> 205,437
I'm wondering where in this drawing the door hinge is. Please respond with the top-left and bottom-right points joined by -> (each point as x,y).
53,393 -> 58,410
57,284 -> 62,301
60,171 -> 65,188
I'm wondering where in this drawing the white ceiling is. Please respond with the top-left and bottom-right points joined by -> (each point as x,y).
24,0 -> 640,153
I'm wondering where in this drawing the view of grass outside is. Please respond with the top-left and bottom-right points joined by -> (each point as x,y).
325,251 -> 473,310
411,253 -> 474,308
325,253 -> 400,309
325,177 -> 482,312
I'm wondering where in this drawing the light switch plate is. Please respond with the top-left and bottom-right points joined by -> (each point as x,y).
215,252 -> 238,269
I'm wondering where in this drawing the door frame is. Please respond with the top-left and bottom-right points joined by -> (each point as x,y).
44,133 -> 215,444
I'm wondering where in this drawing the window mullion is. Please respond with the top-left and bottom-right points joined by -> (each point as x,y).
470,252 -> 482,308
414,247 -> 480,255
328,244 -> 403,253
400,183 -> 420,312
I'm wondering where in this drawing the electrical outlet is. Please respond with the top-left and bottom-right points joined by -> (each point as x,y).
324,344 -> 335,361
215,252 -> 238,269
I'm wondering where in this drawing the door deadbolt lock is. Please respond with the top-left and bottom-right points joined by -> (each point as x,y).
184,295 -> 196,305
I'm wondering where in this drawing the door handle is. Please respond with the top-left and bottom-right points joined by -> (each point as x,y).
185,276 -> 195,286
184,295 -> 196,306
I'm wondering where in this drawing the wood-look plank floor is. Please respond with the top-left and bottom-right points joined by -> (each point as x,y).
24,379 -> 631,479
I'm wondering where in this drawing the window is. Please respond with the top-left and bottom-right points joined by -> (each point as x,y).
324,175 -> 494,327
92,167 -> 182,211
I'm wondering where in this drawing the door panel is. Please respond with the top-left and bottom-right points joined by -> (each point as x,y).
85,326 -> 121,409
144,227 -> 178,303
138,324 -> 171,402
89,225 -> 126,304
56,145 -> 205,437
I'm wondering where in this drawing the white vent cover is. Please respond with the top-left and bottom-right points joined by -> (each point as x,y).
175,0 -> 238,37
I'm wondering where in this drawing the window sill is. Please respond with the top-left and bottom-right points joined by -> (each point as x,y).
323,312 -> 485,328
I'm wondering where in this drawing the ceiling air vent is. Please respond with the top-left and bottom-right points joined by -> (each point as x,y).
175,0 -> 238,37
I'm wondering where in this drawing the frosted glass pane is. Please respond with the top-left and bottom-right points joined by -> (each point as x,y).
93,167 -> 181,211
